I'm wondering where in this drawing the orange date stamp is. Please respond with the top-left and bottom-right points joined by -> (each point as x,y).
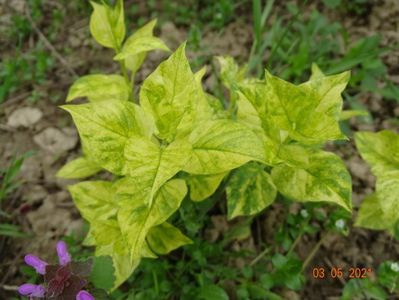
311,267 -> 373,279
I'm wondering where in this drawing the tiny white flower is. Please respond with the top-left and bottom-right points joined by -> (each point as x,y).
335,219 -> 345,230
300,209 -> 309,218
390,262 -> 399,272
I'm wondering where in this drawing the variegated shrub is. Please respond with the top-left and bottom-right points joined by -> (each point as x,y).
58,0 -> 354,288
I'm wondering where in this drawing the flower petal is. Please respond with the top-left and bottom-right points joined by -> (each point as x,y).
76,290 -> 95,300
18,283 -> 45,297
24,254 -> 48,275
56,241 -> 71,266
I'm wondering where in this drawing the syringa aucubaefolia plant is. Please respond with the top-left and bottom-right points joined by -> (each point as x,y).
58,0 -> 357,290
18,241 -> 97,300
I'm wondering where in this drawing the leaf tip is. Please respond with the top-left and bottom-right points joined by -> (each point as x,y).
113,53 -> 123,61
55,168 -> 65,178
65,94 -> 75,103
178,41 -> 188,52
148,18 -> 158,29
264,69 -> 275,83
59,104 -> 76,114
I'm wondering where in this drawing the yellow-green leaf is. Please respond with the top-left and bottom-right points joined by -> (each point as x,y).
147,222 -> 192,255
226,162 -> 276,219
82,228 -> 96,247
89,0 -> 125,49
355,193 -> 397,233
95,244 -> 139,290
123,19 -> 157,72
68,180 -> 150,289
237,82 -> 285,165
122,136 -> 191,204
238,70 -> 350,148
57,156 -> 101,179
376,170 -> 399,219
309,63 -> 325,80
264,70 -> 350,145
117,19 -> 169,73
69,181 -> 117,224
140,43 -> 212,142
62,100 -> 154,175
66,74 -> 130,103
68,181 -> 128,258
194,68 -> 215,120
183,119 -> 265,174
217,56 -> 247,90
340,110 -> 369,121
141,242 -> 158,259
115,36 -> 168,60
117,179 -> 187,262
187,172 -> 227,201
115,20 -> 169,64
355,130 -> 399,176
277,144 -> 312,168
311,64 -> 367,121
271,149 -> 352,211
354,130 -> 399,233
236,91 -> 263,133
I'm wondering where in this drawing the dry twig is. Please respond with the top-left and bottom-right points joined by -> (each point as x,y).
1,285 -> 19,291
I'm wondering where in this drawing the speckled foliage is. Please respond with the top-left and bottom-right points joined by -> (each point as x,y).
58,0 -> 361,290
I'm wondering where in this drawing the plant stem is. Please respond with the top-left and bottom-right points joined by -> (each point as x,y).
152,270 -> 159,295
287,231 -> 302,256
301,233 -> 327,272
119,61 -> 129,83
130,71 -> 136,102
228,93 -> 237,117
210,60 -> 226,107
250,247 -> 270,267
119,61 -> 132,93
115,47 -> 134,101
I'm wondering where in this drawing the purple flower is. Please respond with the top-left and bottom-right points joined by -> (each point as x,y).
24,255 -> 48,275
18,283 -> 45,298
76,290 -> 95,300
19,240 -> 96,299
56,240 -> 71,266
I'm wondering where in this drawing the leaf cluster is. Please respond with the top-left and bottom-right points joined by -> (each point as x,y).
59,0 -> 357,290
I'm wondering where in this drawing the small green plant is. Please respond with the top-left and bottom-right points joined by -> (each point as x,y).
6,0 -> 43,44
341,260 -> 399,300
59,0 -> 355,292
354,130 -> 399,234
0,45 -> 54,104
159,0 -> 235,30
322,0 -> 371,16
0,151 -> 33,238
0,152 -> 33,203
1,0 -> 85,104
